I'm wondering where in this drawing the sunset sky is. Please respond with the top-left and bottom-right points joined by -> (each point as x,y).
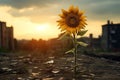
0,0 -> 119,40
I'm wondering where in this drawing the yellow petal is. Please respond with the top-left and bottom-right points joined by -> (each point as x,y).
76,26 -> 81,31
57,19 -> 65,23
79,23 -> 84,26
62,9 -> 68,16
61,28 -> 67,31
80,21 -> 86,25
74,6 -> 79,14
80,16 -> 86,20
68,5 -> 74,13
60,23 -> 64,26
59,14 -> 65,18
78,11 -> 84,16
67,27 -> 76,33
57,23 -> 63,27
57,20 -> 61,22
61,26 -> 67,31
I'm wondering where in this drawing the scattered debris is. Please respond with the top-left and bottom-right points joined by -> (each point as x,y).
45,60 -> 54,64
0,53 -> 120,80
52,69 -> 60,74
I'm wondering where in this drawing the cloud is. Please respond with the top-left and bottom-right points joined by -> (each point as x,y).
81,0 -> 120,20
6,5 -> 59,24
1,0 -> 120,25
0,0 -> 61,9
0,0 -> 64,23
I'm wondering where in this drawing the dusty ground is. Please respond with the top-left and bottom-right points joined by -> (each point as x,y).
0,52 -> 120,80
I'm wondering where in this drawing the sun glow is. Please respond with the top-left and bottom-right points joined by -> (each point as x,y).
35,23 -> 49,32
30,23 -> 59,40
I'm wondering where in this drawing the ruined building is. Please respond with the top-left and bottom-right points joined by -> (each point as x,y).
101,20 -> 120,51
78,20 -> 120,51
0,21 -> 14,50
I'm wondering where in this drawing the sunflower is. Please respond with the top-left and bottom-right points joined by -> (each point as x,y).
57,5 -> 87,34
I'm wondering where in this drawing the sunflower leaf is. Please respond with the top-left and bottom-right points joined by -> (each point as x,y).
65,48 -> 75,54
77,30 -> 88,36
58,32 -> 69,40
77,41 -> 88,47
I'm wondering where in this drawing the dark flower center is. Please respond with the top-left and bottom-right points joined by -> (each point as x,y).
66,14 -> 80,28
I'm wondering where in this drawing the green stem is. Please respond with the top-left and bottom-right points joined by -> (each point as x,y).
73,33 -> 77,79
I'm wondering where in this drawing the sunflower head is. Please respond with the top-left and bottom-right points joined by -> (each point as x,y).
57,5 -> 87,34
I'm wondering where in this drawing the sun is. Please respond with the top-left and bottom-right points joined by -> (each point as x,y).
36,24 -> 49,32
34,23 -> 60,40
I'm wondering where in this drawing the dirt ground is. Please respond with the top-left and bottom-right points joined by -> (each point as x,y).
0,52 -> 120,80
